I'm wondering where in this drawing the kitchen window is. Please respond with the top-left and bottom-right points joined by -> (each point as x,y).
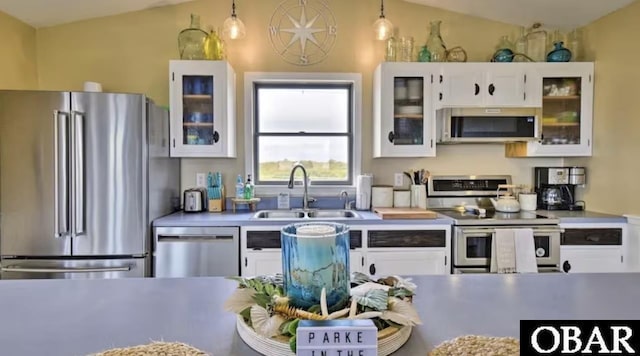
245,73 -> 362,194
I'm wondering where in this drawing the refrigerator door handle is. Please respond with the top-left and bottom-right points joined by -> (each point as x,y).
71,111 -> 85,236
53,110 -> 70,238
1,265 -> 131,273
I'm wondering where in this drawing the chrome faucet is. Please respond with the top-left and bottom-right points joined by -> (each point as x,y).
288,162 -> 315,210
340,190 -> 352,210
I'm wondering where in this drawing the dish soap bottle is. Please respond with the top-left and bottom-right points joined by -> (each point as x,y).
243,174 -> 254,199
235,174 -> 244,199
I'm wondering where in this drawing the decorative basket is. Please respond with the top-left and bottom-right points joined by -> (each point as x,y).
236,315 -> 412,356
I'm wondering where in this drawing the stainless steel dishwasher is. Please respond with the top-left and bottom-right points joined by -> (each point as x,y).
153,226 -> 239,277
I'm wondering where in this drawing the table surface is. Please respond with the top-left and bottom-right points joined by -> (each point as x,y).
1,274 -> 639,355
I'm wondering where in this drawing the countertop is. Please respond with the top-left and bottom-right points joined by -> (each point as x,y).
535,210 -> 627,224
0,274 -> 639,355
153,209 -> 625,227
153,210 -> 454,227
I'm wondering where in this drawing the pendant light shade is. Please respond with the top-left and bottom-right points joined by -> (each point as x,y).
373,0 -> 393,41
223,0 -> 246,40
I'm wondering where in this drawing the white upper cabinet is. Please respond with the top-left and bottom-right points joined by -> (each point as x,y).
436,63 -> 535,108
169,60 -> 236,158
373,62 -> 436,158
506,62 -> 594,157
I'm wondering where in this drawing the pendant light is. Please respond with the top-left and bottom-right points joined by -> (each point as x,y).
223,0 -> 246,40
373,0 -> 393,41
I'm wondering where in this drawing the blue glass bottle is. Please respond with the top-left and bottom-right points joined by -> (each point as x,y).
281,222 -> 350,312
547,41 -> 572,62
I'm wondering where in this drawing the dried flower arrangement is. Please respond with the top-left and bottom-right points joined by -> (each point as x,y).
224,272 -> 422,353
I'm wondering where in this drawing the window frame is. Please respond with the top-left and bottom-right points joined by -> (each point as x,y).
244,72 -> 362,197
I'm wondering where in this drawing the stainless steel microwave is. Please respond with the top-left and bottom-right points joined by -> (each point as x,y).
436,107 -> 542,143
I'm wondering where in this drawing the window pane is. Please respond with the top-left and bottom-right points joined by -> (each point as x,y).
257,87 -> 349,133
257,136 -> 349,182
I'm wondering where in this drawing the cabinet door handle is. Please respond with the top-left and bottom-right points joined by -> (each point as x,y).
245,257 -> 247,267
562,260 -> 571,273
387,131 -> 394,143
213,131 -> 220,143
369,264 -> 376,275
439,75 -> 443,83
488,84 -> 495,96
438,92 -> 443,101
474,83 -> 480,95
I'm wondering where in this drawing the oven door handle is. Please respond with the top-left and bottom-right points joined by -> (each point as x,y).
460,227 -> 564,234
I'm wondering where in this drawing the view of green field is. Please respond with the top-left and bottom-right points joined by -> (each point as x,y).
259,159 -> 348,181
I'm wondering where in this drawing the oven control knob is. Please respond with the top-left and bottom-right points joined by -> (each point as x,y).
563,261 -> 571,273
535,248 -> 546,257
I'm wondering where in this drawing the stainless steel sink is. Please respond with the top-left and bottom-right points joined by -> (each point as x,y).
306,210 -> 359,218
252,209 -> 360,220
252,210 -> 306,219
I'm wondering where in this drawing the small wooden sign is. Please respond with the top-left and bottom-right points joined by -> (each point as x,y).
297,319 -> 378,356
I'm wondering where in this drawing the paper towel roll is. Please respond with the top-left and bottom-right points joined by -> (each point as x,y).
355,174 -> 373,210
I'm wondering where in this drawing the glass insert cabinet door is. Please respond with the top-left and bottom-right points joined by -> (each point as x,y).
541,76 -> 582,146
392,76 -> 425,146
181,75 -> 218,146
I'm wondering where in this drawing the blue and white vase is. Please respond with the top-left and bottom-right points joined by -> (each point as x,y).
547,41 -> 572,62
281,222 -> 350,312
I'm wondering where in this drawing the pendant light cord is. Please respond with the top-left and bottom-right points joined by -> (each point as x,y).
232,0 -> 237,17
380,0 -> 386,18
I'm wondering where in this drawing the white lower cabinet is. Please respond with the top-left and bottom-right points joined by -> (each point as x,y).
560,246 -> 623,273
559,223 -> 626,273
365,225 -> 450,276
244,250 -> 282,277
366,249 -> 446,276
241,225 -> 450,277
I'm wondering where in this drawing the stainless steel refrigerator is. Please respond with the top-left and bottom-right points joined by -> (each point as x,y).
0,91 -> 180,279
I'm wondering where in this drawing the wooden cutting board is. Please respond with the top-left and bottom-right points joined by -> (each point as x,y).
374,207 -> 438,219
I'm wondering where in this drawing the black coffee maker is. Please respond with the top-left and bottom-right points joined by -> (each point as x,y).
534,167 -> 586,210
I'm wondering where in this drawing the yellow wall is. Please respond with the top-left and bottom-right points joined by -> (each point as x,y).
566,0 -> 640,215
0,10 -> 37,89
35,0 -> 562,192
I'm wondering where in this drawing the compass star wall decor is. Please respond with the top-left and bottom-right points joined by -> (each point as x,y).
268,0 -> 337,66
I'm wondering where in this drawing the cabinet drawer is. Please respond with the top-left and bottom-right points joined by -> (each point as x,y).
247,230 -> 362,249
561,228 -> 622,246
368,230 -> 446,248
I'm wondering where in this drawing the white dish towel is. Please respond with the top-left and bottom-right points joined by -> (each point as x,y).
514,228 -> 538,273
490,229 -> 538,273
491,229 -> 516,273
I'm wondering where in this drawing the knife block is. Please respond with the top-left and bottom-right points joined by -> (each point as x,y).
208,186 -> 225,212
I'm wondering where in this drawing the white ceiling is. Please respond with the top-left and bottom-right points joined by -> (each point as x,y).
404,0 -> 637,30
0,0 -> 636,29
0,0 -> 194,28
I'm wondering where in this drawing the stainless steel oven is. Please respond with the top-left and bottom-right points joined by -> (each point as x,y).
453,225 -> 561,273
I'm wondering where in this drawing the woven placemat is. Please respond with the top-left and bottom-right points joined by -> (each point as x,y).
429,335 -> 519,356
90,341 -> 209,356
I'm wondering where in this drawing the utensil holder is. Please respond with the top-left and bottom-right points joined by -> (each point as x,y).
410,185 -> 427,209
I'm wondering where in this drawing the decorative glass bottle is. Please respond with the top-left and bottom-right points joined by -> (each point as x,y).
426,20 -> 447,62
525,23 -> 547,62
547,41 -> 572,62
204,28 -> 226,60
178,14 -> 208,60
492,35 -> 515,62
514,27 -> 528,61
281,222 -> 350,312
385,36 -> 397,61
